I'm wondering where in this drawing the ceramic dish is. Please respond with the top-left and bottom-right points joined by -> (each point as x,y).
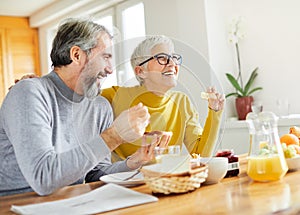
286,156 -> 300,171
100,171 -> 144,187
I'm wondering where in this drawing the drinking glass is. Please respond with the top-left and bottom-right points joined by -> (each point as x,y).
168,145 -> 181,155
154,145 -> 181,163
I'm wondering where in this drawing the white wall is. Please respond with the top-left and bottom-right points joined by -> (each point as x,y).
144,0 -> 208,57
205,0 -> 300,118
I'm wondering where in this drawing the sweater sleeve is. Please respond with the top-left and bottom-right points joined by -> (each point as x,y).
182,95 -> 223,157
191,109 -> 223,156
85,156 -> 132,182
2,80 -> 111,196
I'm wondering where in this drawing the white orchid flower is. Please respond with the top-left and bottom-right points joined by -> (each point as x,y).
228,16 -> 245,44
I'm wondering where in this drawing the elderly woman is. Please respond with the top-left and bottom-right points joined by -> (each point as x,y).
101,35 -> 225,161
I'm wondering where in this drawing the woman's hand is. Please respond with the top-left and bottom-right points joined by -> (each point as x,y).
144,131 -> 173,148
8,73 -> 38,90
206,86 -> 225,111
126,134 -> 161,169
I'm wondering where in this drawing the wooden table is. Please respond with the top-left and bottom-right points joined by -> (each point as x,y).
1,155 -> 300,215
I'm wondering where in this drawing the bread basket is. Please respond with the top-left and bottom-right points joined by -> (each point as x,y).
141,163 -> 208,194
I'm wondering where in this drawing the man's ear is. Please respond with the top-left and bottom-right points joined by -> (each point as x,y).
70,46 -> 83,65
134,66 -> 147,78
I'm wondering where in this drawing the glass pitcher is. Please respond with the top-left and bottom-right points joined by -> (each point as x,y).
246,111 -> 288,182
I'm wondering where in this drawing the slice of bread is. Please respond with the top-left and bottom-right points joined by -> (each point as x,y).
141,154 -> 192,177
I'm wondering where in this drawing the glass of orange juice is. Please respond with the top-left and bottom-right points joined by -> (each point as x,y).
246,112 -> 288,182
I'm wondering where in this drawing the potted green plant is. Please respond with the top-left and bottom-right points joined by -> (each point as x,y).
225,17 -> 263,120
226,67 -> 262,98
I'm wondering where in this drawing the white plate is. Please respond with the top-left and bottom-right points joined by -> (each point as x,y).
100,171 -> 144,187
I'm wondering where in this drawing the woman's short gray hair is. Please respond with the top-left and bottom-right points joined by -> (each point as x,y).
130,35 -> 174,85
50,17 -> 112,68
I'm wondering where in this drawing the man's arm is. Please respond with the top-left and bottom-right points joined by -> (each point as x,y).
3,80 -> 111,195
84,155 -> 131,182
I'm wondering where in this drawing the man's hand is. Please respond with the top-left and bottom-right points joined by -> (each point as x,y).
113,102 -> 150,142
101,103 -> 150,151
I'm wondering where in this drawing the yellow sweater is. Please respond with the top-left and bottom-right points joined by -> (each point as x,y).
101,85 -> 222,159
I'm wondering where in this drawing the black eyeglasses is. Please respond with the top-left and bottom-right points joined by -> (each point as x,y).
138,53 -> 182,66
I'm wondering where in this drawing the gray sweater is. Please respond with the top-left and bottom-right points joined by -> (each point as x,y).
0,71 -> 131,196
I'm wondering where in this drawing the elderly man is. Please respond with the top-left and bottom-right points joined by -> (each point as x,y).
0,18 -> 155,196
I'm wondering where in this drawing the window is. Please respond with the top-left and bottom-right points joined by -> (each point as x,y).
94,0 -> 146,87
44,0 -> 146,88
118,2 -> 146,86
122,3 -> 145,40
95,15 -> 113,34
95,14 -> 117,88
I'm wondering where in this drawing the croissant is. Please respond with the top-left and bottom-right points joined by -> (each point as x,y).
289,126 -> 300,139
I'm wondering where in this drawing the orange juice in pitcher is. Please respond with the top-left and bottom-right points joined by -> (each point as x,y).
247,154 -> 287,181
246,112 -> 288,182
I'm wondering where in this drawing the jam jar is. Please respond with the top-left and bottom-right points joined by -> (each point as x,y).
216,149 -> 239,177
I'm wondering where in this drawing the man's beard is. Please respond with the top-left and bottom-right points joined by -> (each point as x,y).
83,78 -> 99,100
82,63 -> 101,100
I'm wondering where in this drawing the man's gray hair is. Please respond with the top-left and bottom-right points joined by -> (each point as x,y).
130,35 -> 174,85
50,17 -> 112,68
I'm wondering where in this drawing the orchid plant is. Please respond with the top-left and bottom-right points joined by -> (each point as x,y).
225,17 -> 262,98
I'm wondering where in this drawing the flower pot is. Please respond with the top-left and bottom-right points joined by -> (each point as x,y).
235,96 -> 253,120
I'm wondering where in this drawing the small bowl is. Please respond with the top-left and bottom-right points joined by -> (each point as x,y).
200,157 -> 228,184
286,156 -> 300,171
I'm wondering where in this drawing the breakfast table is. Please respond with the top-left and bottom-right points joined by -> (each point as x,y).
1,154 -> 300,215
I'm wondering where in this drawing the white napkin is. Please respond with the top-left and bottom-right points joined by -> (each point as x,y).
11,183 -> 158,215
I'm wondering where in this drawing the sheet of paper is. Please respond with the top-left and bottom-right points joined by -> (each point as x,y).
11,183 -> 158,215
